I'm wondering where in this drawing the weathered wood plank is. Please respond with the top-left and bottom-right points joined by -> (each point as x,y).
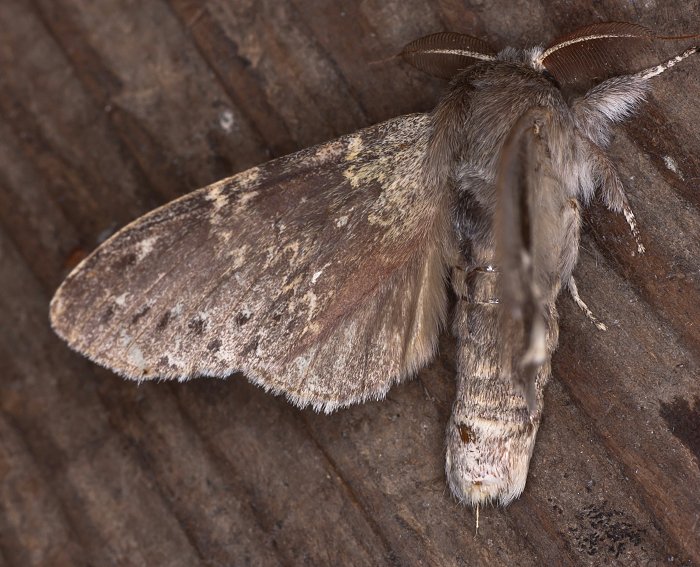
31,0 -> 270,197
556,245 -> 700,561
0,228 -> 207,566
0,0 -> 698,565
0,413 -> 86,566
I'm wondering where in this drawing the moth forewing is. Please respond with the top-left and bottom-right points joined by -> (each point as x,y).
49,114 -> 454,413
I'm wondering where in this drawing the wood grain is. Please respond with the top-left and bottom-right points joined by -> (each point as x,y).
1,1 -> 698,565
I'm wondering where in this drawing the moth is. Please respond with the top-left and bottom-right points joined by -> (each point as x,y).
50,23 -> 698,508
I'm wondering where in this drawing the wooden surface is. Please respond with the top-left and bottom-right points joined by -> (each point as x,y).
1,1 -> 699,565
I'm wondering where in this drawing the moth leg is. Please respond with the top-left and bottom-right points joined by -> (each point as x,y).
574,46 -> 699,141
635,46 -> 699,80
620,201 -> 645,254
568,276 -> 607,331
574,47 -> 698,255
581,48 -> 700,252
583,138 -> 646,254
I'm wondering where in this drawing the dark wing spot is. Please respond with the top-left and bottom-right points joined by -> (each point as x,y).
188,316 -> 206,335
235,312 -> 251,326
100,305 -> 115,324
113,252 -> 138,272
241,335 -> 260,357
157,311 -> 172,331
131,305 -> 151,325
207,338 -> 222,352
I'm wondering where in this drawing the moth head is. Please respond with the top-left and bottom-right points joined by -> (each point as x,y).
402,23 -> 698,88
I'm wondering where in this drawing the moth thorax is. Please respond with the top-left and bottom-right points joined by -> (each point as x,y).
496,46 -> 546,73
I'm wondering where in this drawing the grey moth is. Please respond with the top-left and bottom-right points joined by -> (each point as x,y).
50,22 -> 698,507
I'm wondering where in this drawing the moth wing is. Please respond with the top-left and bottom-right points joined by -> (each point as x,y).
495,108 -> 570,410
50,114 -> 455,412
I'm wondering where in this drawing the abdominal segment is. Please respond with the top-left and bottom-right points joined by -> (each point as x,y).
447,262 -> 558,506
445,359 -> 548,506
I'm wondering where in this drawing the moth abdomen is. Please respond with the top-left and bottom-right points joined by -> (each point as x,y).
446,402 -> 542,507
448,258 -> 559,506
